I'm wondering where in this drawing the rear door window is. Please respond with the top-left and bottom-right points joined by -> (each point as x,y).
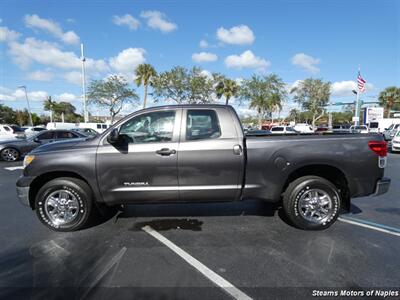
186,110 -> 221,141
271,127 -> 283,132
56,131 -> 76,139
37,131 -> 55,140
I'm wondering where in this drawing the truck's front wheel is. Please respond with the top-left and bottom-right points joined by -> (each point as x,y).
35,177 -> 93,232
283,176 -> 341,230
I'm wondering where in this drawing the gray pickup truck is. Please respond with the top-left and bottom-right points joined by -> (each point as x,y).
16,104 -> 390,232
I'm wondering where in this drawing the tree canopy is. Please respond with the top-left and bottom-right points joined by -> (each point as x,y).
290,78 -> 331,127
87,75 -> 139,123
152,66 -> 215,104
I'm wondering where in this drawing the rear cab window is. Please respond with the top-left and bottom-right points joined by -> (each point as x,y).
185,110 -> 221,141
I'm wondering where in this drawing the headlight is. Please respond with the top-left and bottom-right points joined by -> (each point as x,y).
23,155 -> 35,168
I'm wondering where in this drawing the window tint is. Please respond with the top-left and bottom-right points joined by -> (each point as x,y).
37,131 -> 55,140
33,127 -> 46,132
271,127 -> 283,132
119,111 -> 175,144
102,124 -> 107,129
97,124 -> 101,129
286,127 -> 295,132
3,126 -> 11,131
57,131 -> 77,139
186,110 -> 221,141
10,125 -> 24,132
369,122 -> 379,128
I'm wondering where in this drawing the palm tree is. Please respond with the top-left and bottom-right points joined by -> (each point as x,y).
216,78 -> 239,105
135,64 -> 157,109
239,74 -> 287,128
43,96 -> 56,122
288,108 -> 301,123
379,86 -> 400,118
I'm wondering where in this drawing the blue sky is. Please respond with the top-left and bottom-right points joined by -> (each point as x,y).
0,0 -> 399,117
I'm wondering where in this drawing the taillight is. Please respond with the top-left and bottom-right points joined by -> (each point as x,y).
368,141 -> 387,157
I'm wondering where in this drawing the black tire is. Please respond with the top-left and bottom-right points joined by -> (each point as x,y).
35,177 -> 94,232
1,147 -> 20,162
283,176 -> 341,230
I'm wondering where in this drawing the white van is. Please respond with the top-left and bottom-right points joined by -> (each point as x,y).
77,122 -> 110,133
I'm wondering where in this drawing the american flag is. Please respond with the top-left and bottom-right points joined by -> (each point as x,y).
357,71 -> 366,93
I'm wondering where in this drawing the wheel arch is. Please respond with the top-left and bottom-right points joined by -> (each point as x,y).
282,164 -> 351,211
28,171 -> 92,209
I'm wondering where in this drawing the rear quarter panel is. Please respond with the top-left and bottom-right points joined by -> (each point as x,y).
243,134 -> 384,201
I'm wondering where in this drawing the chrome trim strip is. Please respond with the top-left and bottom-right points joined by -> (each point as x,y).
112,185 -> 240,192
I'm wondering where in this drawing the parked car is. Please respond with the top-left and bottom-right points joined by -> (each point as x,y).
315,127 -> 330,133
391,130 -> 400,152
0,124 -> 26,140
368,122 -> 380,133
22,126 -> 47,137
383,123 -> 400,141
350,125 -> 369,134
17,104 -> 390,232
270,126 -> 297,134
0,129 -> 85,162
245,129 -> 271,136
71,127 -> 99,137
332,125 -> 351,133
293,123 -> 314,133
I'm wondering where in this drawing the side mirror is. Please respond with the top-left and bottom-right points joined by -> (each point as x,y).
107,128 -> 120,143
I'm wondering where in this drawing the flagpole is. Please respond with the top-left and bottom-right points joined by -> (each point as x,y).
354,90 -> 360,126
354,66 -> 361,126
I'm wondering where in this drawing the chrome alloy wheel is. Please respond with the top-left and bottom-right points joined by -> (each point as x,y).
298,188 -> 334,224
1,148 -> 19,161
44,190 -> 80,226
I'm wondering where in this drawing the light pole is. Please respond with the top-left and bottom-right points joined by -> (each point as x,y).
81,43 -> 89,123
352,89 -> 360,126
18,85 -> 33,126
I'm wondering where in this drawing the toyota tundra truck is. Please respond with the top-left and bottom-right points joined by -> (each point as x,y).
16,105 -> 390,231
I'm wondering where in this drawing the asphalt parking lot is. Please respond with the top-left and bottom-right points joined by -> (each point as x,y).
0,154 -> 399,299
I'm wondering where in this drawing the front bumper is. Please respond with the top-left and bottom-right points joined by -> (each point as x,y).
16,186 -> 30,207
16,176 -> 35,207
373,177 -> 391,196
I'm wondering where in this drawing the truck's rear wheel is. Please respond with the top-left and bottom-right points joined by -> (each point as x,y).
35,177 -> 93,232
283,176 -> 341,230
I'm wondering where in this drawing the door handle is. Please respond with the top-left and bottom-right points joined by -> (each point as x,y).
233,144 -> 243,155
156,148 -> 176,156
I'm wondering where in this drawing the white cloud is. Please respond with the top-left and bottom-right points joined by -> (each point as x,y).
63,71 -> 82,85
0,86 -> 80,103
331,80 -> 374,96
27,70 -> 54,81
225,50 -> 270,71
199,39 -> 208,48
109,48 -> 146,75
192,52 -> 218,63
8,37 -> 108,72
216,25 -> 255,45
24,14 -> 80,45
112,14 -> 140,30
27,90 -> 49,101
200,69 -> 213,79
140,10 -> 177,33
291,53 -> 320,73
66,18 -> 75,23
55,92 -> 78,102
0,26 -> 20,42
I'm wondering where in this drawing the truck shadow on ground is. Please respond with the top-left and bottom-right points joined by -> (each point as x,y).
111,200 -> 363,232
113,199 -> 283,231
